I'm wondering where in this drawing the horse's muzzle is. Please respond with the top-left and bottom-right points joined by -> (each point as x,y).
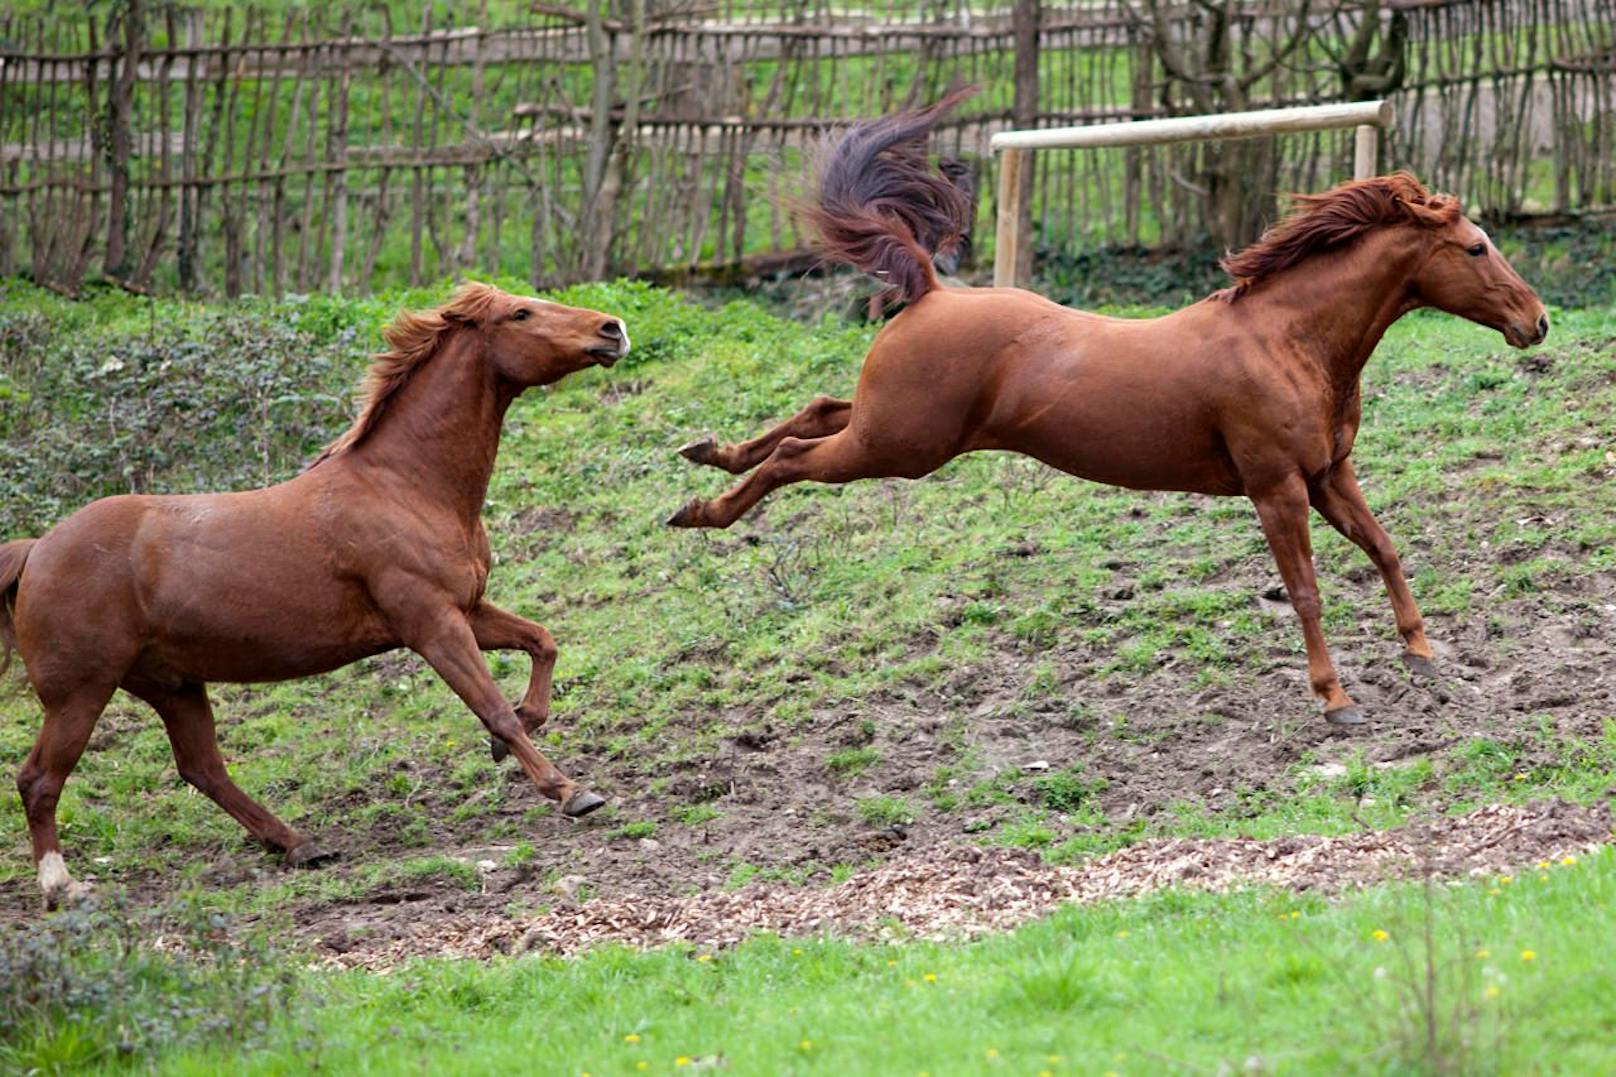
590,319 -> 631,366
1505,311 -> 1549,349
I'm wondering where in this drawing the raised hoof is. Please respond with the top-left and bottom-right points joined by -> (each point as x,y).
1325,705 -> 1368,727
562,790 -> 607,818
286,842 -> 340,869
490,737 -> 510,763
1403,653 -> 1439,681
678,436 -> 721,466
665,499 -> 705,528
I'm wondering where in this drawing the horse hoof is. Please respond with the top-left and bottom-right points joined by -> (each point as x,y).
490,736 -> 510,763
1325,705 -> 1367,727
666,499 -> 704,528
286,842 -> 339,868
1403,653 -> 1439,681
562,790 -> 607,818
678,436 -> 720,466
42,879 -> 95,912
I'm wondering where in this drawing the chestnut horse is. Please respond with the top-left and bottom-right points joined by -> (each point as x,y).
0,283 -> 626,906
669,90 -> 1548,726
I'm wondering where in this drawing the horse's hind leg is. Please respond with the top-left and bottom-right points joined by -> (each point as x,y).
668,429 -> 918,529
1309,461 -> 1435,675
17,682 -> 116,908
678,395 -> 851,474
135,681 -> 330,866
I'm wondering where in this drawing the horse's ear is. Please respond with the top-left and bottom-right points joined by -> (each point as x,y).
1397,196 -> 1453,228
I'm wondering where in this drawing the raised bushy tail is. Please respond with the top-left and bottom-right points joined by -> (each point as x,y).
0,539 -> 33,677
806,85 -> 977,304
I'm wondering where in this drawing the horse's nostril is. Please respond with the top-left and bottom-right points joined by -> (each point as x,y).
598,320 -> 623,340
1536,313 -> 1550,338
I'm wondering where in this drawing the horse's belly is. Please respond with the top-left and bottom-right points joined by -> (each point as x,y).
1002,423 -> 1244,496
134,626 -> 397,686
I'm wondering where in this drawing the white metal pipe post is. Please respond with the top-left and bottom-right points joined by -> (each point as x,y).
992,99 -> 1395,288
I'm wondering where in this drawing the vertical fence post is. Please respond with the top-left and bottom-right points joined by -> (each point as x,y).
994,147 -> 1026,288
103,0 -> 139,280
1353,123 -> 1378,179
1010,0 -> 1039,286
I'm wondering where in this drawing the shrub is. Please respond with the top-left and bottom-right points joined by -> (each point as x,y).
0,894 -> 306,1070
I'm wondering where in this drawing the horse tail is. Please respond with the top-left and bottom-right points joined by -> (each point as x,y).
0,539 -> 33,678
806,84 -> 977,305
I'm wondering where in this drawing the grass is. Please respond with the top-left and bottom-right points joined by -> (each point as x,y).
11,846 -> 1604,1074
0,275 -> 1613,1068
2,277 -> 1613,910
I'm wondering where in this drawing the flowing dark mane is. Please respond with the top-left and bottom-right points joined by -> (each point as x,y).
1218,172 -> 1463,300
307,282 -> 504,469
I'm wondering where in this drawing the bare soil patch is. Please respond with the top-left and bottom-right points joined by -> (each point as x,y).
309,799 -> 1610,969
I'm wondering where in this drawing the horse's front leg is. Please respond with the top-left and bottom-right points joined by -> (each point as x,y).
389,596 -> 604,817
678,395 -> 851,474
468,601 -> 559,764
1250,476 -> 1363,725
1308,459 -> 1436,676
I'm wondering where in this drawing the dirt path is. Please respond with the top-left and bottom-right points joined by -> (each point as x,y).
307,799 -> 1610,969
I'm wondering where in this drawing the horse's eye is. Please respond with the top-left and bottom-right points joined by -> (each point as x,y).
1466,243 -> 1487,257
511,309 -> 530,322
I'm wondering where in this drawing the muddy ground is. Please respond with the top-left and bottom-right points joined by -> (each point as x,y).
11,518 -> 1610,956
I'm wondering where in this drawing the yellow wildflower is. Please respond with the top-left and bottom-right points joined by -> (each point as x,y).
1511,772 -> 1527,782
1537,860 -> 1551,870
1115,930 -> 1130,939
675,1058 -> 692,1069
924,972 -> 938,983
1499,875 -> 1514,885
1371,929 -> 1390,942
696,954 -> 713,963
1562,855 -> 1578,866
624,1034 -> 641,1044
985,1047 -> 999,1059
636,1064 -> 648,1072
800,1040 -> 813,1051
1485,984 -> 1502,999
1521,950 -> 1537,962
1475,948 -> 1490,959
1488,888 -> 1502,896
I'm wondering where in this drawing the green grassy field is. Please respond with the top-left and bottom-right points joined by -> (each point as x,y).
1,273 -> 1614,1072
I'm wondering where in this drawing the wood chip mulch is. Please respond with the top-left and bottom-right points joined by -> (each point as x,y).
318,799 -> 1610,970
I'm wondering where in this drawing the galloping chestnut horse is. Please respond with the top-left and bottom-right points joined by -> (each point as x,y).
0,283 -> 625,906
669,89 -> 1548,726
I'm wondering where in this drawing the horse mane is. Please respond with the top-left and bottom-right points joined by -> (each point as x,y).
1217,172 -> 1463,301
307,282 -> 504,469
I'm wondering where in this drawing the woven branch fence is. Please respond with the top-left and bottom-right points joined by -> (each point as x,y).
0,0 -> 1611,296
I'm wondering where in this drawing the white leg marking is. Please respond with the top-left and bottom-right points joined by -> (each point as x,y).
37,850 -> 71,896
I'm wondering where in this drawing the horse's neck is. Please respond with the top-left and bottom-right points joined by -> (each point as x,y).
1253,230 -> 1424,396
351,334 -> 516,524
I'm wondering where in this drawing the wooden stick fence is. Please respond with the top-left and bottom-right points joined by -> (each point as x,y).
0,0 -> 1609,297
992,100 -> 1396,287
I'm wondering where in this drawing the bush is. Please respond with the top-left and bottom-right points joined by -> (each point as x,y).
0,894 -> 308,1070
0,299 -> 361,538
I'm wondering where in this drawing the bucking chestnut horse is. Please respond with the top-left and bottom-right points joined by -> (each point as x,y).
0,283 -> 625,906
669,88 -> 1548,726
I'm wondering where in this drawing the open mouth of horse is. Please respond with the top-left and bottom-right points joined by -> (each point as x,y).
588,345 -> 627,366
